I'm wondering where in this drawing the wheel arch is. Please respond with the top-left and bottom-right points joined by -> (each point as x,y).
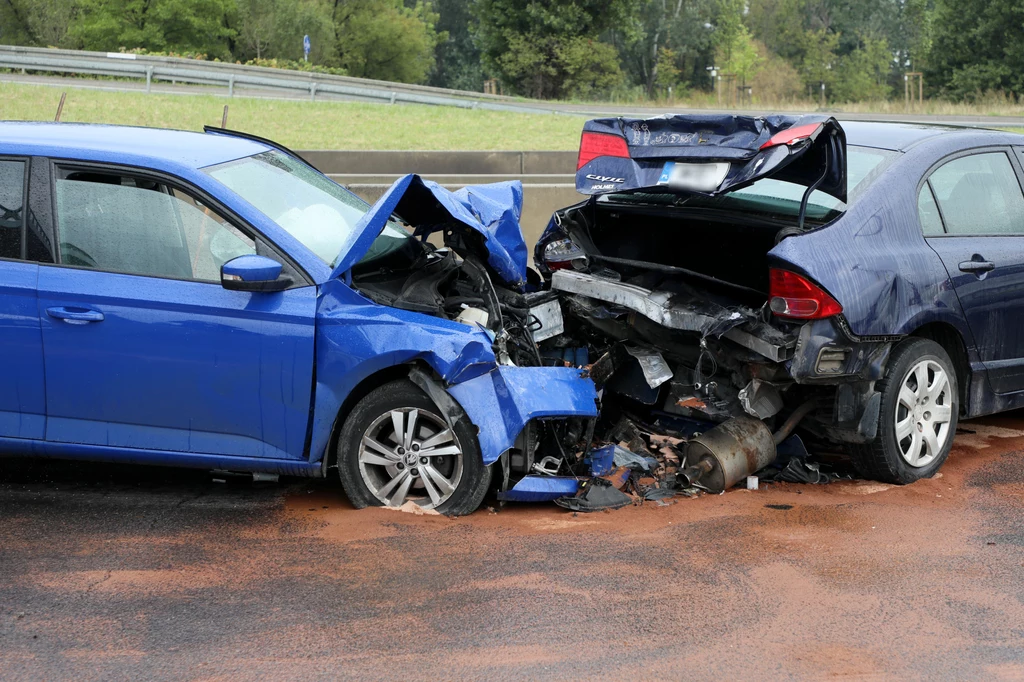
320,361 -> 433,473
908,321 -> 970,416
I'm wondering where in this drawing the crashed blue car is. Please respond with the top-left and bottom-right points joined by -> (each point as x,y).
0,122 -> 597,515
536,114 -> 1024,485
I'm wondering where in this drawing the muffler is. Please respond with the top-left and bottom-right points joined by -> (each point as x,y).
680,417 -> 777,493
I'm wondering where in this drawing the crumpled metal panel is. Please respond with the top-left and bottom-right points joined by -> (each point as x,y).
448,365 -> 599,465
551,269 -> 792,361
497,475 -> 580,502
311,279 -> 598,465
576,114 -> 845,200
331,174 -> 528,288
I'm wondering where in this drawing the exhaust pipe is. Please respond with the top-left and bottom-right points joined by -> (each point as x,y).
680,401 -> 817,492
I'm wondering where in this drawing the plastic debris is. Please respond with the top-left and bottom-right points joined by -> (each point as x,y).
609,445 -> 659,472
554,478 -> 632,512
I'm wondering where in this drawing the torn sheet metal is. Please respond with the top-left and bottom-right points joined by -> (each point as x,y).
552,269 -> 792,361
447,365 -> 599,465
575,114 -> 846,201
331,173 -> 529,288
529,299 -> 565,342
625,346 -> 673,388
312,280 -> 594,463
738,379 -> 784,419
498,475 -> 579,502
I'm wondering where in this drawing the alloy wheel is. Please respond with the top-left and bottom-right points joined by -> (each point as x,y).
357,407 -> 464,509
894,359 -> 953,468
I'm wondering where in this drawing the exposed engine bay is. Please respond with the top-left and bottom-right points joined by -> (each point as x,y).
347,162 -> 880,505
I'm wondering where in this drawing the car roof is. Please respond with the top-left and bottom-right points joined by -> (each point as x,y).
0,121 -> 270,168
840,120 -> 1022,151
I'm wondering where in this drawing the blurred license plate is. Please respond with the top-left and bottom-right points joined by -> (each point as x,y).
657,161 -> 730,192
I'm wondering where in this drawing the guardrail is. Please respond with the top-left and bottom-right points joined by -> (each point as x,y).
0,45 -> 566,115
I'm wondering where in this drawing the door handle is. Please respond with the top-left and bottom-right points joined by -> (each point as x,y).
958,260 -> 995,273
46,306 -> 105,324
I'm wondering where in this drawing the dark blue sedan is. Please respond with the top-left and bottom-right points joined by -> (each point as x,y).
536,115 -> 1024,484
0,122 -> 598,515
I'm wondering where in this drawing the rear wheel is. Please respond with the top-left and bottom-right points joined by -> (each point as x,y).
853,338 -> 958,484
337,379 -> 491,516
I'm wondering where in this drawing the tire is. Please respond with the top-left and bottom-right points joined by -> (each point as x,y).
853,338 -> 958,484
336,379 -> 492,516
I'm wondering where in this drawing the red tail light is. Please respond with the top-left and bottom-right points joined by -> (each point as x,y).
577,132 -> 630,170
759,123 -> 824,150
769,269 -> 843,319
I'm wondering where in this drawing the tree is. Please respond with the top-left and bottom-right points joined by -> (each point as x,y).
831,34 -> 892,101
233,0 -> 335,62
70,0 -> 236,58
718,23 -> 762,88
610,0 -> 718,97
429,0 -> 483,91
927,0 -> 1024,99
475,0 -> 634,99
0,0 -> 79,46
332,0 -> 443,83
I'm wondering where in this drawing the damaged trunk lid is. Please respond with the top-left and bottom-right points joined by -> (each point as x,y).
575,114 -> 846,202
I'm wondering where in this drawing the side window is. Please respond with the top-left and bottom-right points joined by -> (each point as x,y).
0,159 -> 26,260
927,152 -> 1024,235
917,184 -> 945,236
54,169 -> 255,282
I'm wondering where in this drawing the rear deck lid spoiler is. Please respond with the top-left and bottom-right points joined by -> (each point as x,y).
575,114 -> 846,202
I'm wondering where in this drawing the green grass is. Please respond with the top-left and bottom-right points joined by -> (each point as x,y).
0,81 -> 587,150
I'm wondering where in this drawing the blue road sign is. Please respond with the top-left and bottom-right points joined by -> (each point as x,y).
303,35 -> 311,61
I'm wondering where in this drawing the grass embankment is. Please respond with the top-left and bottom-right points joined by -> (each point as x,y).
1,81 -> 1022,150
0,81 -> 587,150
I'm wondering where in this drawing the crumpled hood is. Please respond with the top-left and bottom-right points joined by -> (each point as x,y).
331,174 -> 529,288
575,114 -> 846,202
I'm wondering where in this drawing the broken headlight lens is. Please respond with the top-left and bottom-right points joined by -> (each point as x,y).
542,238 -> 588,271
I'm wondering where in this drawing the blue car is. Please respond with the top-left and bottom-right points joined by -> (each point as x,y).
0,122 -> 598,515
536,115 -> 1024,484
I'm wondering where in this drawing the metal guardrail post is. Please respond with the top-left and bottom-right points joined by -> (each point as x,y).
310,82 -> 317,102
228,75 -> 234,97
145,66 -> 152,93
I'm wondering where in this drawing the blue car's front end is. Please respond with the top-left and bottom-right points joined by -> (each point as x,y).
208,149 -> 600,506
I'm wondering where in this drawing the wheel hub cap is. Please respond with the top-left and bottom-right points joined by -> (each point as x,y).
357,407 -> 464,510
894,359 -> 953,468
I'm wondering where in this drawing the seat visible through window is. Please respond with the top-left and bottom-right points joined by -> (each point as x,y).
55,172 -> 255,281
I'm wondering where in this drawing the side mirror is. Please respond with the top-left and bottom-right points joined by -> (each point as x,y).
221,255 -> 291,292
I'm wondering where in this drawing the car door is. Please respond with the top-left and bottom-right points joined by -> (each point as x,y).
920,148 -> 1024,394
0,156 -> 52,440
37,162 -> 316,460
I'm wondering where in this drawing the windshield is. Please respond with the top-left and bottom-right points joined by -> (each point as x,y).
205,150 -> 410,267
599,145 -> 896,222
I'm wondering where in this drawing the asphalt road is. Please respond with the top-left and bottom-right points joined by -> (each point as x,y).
1,413 -> 1022,680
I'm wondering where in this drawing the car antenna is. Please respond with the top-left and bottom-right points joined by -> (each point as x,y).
221,105 -> 229,129
54,92 -> 66,122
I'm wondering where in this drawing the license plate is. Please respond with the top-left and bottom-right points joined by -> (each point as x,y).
657,161 -> 730,192
529,299 -> 564,342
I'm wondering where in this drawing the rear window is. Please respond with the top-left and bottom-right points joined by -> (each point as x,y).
600,145 -> 896,223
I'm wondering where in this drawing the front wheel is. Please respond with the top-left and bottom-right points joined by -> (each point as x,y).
336,379 -> 492,516
853,338 -> 958,484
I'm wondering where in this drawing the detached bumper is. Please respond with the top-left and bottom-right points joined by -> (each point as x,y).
448,366 -> 599,465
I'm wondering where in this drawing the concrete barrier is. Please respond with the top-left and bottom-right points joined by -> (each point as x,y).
299,150 -> 584,248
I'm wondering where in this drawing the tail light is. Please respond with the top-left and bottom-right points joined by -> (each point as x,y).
542,238 -> 587,271
577,132 -> 630,170
759,123 -> 824,150
768,268 -> 842,319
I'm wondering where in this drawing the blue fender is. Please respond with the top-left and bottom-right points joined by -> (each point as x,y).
448,365 -> 599,465
311,280 -> 598,465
